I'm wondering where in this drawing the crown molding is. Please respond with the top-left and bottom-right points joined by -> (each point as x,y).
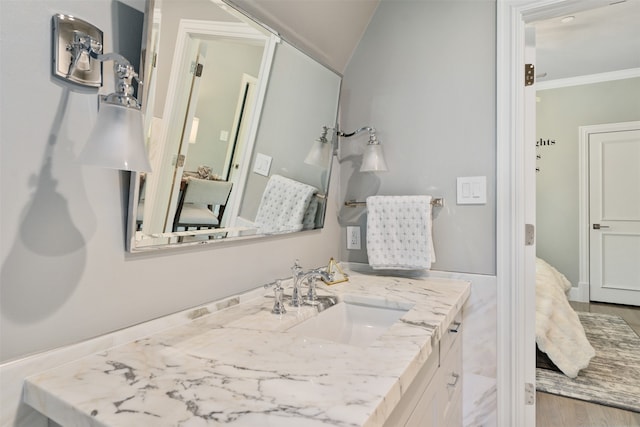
536,68 -> 640,90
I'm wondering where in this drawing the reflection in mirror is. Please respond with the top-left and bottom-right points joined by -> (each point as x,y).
127,0 -> 341,251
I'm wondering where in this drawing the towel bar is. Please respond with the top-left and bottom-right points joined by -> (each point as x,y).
344,198 -> 444,208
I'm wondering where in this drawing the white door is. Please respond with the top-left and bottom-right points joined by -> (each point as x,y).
143,39 -> 201,235
589,126 -> 640,306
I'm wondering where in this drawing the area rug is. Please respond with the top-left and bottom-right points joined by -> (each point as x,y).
536,312 -> 640,413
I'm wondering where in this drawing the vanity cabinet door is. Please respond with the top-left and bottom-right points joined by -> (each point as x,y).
404,374 -> 439,427
384,342 -> 440,427
383,310 -> 464,427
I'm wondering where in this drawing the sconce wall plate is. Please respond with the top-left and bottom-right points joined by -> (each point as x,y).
52,13 -> 103,88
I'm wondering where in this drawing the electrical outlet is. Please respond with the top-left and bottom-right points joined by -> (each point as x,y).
347,226 -> 361,250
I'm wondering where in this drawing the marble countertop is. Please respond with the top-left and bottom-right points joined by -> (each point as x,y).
24,269 -> 470,427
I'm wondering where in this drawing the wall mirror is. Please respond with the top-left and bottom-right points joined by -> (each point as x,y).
127,0 -> 341,252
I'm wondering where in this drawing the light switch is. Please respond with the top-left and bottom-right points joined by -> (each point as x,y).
457,176 -> 487,205
472,182 -> 481,197
462,183 -> 471,198
253,153 -> 272,176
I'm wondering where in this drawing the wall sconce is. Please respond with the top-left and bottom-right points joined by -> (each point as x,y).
52,14 -> 152,172
304,126 -> 333,167
305,125 -> 388,172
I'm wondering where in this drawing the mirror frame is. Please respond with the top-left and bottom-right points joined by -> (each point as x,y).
126,0 -> 342,252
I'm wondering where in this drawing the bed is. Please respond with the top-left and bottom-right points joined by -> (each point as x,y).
536,257 -> 595,378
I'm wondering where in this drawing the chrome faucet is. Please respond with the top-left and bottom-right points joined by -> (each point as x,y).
299,268 -> 333,306
287,260 -> 333,308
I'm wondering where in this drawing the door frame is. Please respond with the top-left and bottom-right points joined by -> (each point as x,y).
496,1 -> 606,425
222,74 -> 258,228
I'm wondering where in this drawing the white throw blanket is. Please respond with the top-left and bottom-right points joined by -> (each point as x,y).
254,175 -> 318,234
366,195 -> 436,270
536,257 -> 595,378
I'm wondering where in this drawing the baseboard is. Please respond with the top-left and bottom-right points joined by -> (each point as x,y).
568,282 -> 589,303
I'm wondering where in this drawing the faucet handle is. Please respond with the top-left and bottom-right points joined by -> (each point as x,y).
268,280 -> 287,315
291,259 -> 303,275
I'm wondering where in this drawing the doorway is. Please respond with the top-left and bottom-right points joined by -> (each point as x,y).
497,1 -> 640,426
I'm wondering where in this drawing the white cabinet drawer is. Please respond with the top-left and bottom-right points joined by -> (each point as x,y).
440,310 -> 463,358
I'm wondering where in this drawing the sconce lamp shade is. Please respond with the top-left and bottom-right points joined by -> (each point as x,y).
79,102 -> 152,172
304,136 -> 332,167
360,143 -> 388,172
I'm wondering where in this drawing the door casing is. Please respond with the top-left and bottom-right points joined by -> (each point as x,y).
496,1 -> 610,426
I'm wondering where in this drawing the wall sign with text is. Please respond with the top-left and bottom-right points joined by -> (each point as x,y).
536,138 -> 556,173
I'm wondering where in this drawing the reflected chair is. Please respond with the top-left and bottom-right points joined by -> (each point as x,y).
172,178 -> 233,233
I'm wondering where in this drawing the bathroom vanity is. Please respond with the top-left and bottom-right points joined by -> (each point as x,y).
23,270 -> 469,426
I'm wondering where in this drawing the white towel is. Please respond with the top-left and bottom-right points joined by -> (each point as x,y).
302,197 -> 319,230
366,195 -> 436,270
254,175 -> 318,234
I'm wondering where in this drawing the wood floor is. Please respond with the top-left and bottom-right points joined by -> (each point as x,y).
536,301 -> 640,427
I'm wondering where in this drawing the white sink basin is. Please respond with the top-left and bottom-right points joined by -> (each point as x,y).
288,298 -> 411,347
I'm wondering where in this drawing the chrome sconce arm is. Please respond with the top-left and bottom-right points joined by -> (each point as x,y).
337,126 -> 376,140
90,52 -> 141,110
52,13 -> 151,172
305,125 -> 388,172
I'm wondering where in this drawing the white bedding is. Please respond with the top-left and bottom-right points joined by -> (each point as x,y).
536,257 -> 595,378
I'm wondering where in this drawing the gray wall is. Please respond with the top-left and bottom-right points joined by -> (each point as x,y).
339,0 -> 497,275
0,0 -> 497,363
239,41 -> 341,221
0,0 -> 340,362
536,77 -> 640,285
185,40 -> 263,174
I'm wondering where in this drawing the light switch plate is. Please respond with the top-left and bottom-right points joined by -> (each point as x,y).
253,153 -> 272,176
457,176 -> 487,205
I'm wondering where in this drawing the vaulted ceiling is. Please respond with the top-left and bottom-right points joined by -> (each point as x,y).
229,0 -> 380,73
